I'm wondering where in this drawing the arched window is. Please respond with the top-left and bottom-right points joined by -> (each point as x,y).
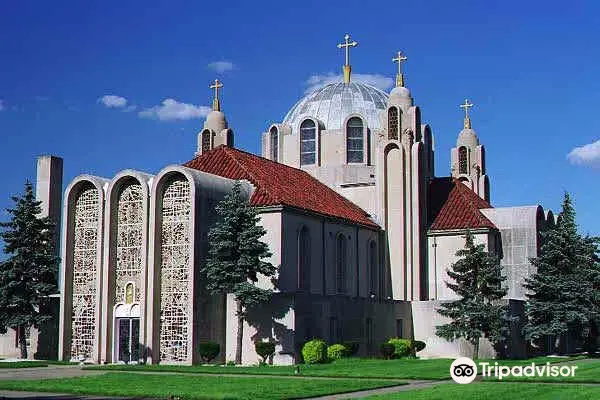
346,117 -> 364,163
300,119 -> 316,166
368,241 -> 377,294
458,146 -> 468,174
298,227 -> 311,290
336,234 -> 347,294
270,126 -> 278,161
201,130 -> 211,153
388,107 -> 399,140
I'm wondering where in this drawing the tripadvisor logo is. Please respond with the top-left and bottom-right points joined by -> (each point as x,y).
450,357 -> 579,384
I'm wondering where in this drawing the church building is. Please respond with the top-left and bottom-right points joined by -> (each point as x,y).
3,35 -> 553,364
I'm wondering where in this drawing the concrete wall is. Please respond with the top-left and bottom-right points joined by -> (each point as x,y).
426,230 -> 495,300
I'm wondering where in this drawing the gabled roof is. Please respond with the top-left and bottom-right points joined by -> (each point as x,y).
183,146 -> 379,229
428,177 -> 496,231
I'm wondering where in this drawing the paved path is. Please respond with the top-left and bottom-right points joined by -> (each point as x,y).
0,366 -> 103,381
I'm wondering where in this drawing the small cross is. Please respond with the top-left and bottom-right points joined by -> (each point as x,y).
392,50 -> 408,75
337,33 -> 358,66
459,98 -> 474,118
210,79 -> 223,111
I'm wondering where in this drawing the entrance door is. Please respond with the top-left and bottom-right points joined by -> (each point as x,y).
117,318 -> 140,363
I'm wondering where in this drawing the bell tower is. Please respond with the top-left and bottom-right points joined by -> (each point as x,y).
451,99 -> 490,202
196,79 -> 234,156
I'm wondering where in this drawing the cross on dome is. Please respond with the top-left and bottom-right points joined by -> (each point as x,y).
210,79 -> 223,111
337,33 -> 358,84
460,98 -> 474,129
392,50 -> 408,87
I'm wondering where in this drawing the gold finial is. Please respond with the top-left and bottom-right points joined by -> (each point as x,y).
392,50 -> 408,87
210,79 -> 223,111
460,98 -> 474,129
337,33 -> 358,84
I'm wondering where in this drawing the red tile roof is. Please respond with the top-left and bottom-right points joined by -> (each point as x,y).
183,146 -> 379,229
428,177 -> 496,231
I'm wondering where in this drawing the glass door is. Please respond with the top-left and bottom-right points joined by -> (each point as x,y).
117,318 -> 140,363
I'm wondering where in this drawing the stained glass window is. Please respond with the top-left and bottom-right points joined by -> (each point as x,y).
459,147 -> 468,174
388,107 -> 399,140
159,177 -> 192,363
336,234 -> 347,294
298,227 -> 310,290
270,126 -> 278,161
70,185 -> 100,360
300,120 -> 316,166
346,117 -> 364,163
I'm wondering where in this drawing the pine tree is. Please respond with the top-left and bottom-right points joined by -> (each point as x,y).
524,192 -> 600,354
436,231 -> 508,359
202,182 -> 275,364
0,181 -> 59,359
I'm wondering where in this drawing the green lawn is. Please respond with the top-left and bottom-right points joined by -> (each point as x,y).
0,372 -> 404,400
85,356 -> 583,380
364,382 -> 600,399
482,358 -> 600,383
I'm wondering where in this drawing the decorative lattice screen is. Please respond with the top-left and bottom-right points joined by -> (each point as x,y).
70,186 -> 100,360
159,178 -> 192,363
115,183 -> 144,304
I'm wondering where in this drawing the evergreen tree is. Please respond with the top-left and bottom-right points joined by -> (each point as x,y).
0,181 -> 59,359
524,193 -> 600,354
436,231 -> 508,359
203,182 -> 275,364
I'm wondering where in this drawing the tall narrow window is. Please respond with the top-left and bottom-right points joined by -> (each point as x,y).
298,227 -> 311,290
270,126 -> 278,162
300,119 -> 316,166
346,117 -> 364,163
458,146 -> 468,174
368,241 -> 377,294
201,130 -> 211,153
388,107 -> 399,140
336,234 -> 347,294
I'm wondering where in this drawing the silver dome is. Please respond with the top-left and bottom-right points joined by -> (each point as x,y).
283,82 -> 389,133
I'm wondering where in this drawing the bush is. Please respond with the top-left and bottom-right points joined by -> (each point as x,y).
302,339 -> 328,364
327,344 -> 349,360
343,341 -> 360,356
255,342 -> 276,364
387,338 -> 413,358
198,341 -> 220,363
380,343 -> 395,360
414,340 -> 426,353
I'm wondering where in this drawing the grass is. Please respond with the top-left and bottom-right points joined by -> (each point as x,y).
482,358 -> 600,383
85,356 -> 583,380
0,372 -> 404,400
364,382 -> 600,399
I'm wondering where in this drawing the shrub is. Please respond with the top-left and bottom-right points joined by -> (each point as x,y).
255,342 -> 276,364
414,340 -> 426,353
302,339 -> 328,364
327,344 -> 349,360
343,341 -> 360,356
380,343 -> 395,360
198,341 -> 220,363
388,338 -> 413,358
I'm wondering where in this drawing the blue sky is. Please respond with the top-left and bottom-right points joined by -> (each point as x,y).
0,0 -> 599,240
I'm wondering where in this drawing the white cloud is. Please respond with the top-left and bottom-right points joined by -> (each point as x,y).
305,72 -> 394,93
138,98 -> 211,121
99,95 -> 128,108
207,61 -> 235,74
567,139 -> 600,168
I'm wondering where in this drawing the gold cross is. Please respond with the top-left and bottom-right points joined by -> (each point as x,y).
392,50 -> 408,87
337,33 -> 358,66
460,99 -> 474,129
210,79 -> 223,111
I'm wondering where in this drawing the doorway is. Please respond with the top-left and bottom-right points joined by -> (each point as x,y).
116,318 -> 140,363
